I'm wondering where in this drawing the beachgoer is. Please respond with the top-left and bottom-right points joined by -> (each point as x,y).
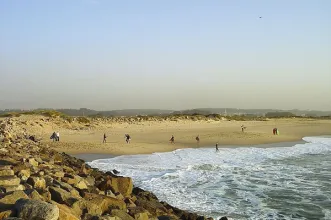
216,143 -> 219,152
170,135 -> 175,144
50,132 -> 56,142
273,128 -> 277,135
125,134 -> 131,144
241,125 -> 246,132
196,135 -> 200,143
103,133 -> 107,143
56,132 -> 60,142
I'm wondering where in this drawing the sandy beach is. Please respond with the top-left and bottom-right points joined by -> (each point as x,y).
15,116 -> 328,155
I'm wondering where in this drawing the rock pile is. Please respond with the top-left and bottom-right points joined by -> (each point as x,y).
0,118 -> 215,220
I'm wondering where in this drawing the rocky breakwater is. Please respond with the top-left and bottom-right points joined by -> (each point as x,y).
0,118 -> 216,220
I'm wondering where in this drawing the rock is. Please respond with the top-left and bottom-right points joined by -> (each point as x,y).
0,191 -> 29,211
85,176 -> 95,186
0,176 -> 20,186
27,158 -> 38,167
40,190 -> 52,202
52,202 -> 80,220
83,193 -> 126,213
26,189 -> 44,201
0,184 -> 25,193
26,176 -> 46,190
17,170 -> 30,181
219,217 -> 228,220
66,198 -> 102,216
44,175 -> 54,186
0,210 -> 12,219
3,217 -> 23,220
53,171 -> 65,179
110,177 -> 133,196
15,198 -> 59,220
110,210 -> 134,220
74,179 -> 88,190
135,199 -> 168,217
53,179 -> 80,198
49,186 -> 72,204
134,212 -> 149,220
0,167 -> 14,176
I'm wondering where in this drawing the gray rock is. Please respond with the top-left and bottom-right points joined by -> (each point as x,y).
15,198 -> 59,220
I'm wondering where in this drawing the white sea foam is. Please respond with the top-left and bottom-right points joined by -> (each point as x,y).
88,137 -> 331,220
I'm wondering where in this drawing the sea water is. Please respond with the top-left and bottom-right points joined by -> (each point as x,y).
88,137 -> 331,220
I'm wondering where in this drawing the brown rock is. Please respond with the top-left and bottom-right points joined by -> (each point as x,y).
26,189 -> 44,201
0,176 -> 20,187
52,202 -> 80,220
0,191 -> 29,211
26,176 -> 46,190
83,193 -> 126,213
0,167 -> 14,176
110,209 -> 134,220
0,210 -> 12,220
53,180 -> 80,198
74,179 -> 88,190
17,170 -> 30,181
53,171 -> 65,178
109,177 -> 133,197
134,212 -> 149,220
1,184 -> 25,193
49,186 -> 72,204
27,158 -> 38,167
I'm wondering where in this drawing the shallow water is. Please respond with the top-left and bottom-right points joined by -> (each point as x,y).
88,137 -> 331,220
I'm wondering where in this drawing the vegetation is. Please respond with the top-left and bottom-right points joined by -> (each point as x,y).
0,109 -> 330,121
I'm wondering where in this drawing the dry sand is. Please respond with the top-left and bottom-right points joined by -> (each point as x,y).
27,117 -> 330,155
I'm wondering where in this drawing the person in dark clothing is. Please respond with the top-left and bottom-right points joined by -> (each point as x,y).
125,134 -> 131,143
216,143 -> 219,152
50,132 -> 56,142
103,133 -> 107,143
170,135 -> 175,144
196,135 -> 200,143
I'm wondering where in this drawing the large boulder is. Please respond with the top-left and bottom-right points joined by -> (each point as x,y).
15,198 -> 59,220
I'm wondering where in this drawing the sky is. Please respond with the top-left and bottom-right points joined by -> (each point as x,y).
0,0 -> 330,111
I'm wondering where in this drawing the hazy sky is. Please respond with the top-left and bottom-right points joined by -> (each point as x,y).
1,0 -> 330,111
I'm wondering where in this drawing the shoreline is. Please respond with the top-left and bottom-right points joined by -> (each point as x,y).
73,139 -> 311,162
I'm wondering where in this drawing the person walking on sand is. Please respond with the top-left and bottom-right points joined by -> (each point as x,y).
56,132 -> 60,142
125,134 -> 131,144
50,132 -> 56,142
196,135 -> 200,143
103,133 -> 107,143
216,143 -> 219,152
170,135 -> 175,144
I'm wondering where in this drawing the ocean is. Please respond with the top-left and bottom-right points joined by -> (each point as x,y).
88,137 -> 331,220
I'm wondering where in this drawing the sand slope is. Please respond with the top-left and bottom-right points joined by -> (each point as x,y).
6,115 -> 330,155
